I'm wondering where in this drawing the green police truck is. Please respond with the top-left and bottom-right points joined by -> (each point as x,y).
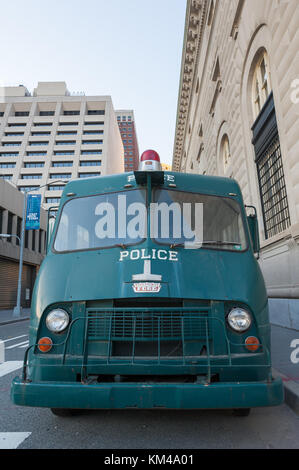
11,151 -> 283,416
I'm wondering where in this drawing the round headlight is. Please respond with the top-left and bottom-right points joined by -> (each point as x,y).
46,309 -> 69,333
227,308 -> 252,332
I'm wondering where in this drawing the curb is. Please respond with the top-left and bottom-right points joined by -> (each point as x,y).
0,317 -> 30,327
273,368 -> 299,415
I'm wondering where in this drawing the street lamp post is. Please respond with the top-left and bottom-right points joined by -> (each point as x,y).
11,180 -> 67,318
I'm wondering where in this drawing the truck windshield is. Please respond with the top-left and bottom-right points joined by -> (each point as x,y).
152,189 -> 247,251
53,187 -> 247,253
54,189 -> 147,252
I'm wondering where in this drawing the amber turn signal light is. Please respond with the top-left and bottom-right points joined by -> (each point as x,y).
38,337 -> 53,353
245,336 -> 260,352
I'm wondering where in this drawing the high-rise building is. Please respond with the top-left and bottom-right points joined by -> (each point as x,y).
0,82 -> 124,208
116,110 -> 139,171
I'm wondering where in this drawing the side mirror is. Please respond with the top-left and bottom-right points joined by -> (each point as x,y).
46,217 -> 56,252
46,207 -> 58,253
246,206 -> 260,257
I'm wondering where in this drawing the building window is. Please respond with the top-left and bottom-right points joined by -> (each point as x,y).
55,141 -> 76,145
26,152 -> 47,156
0,163 -> 16,168
81,150 -> 102,155
48,185 -> 65,191
221,135 -> 231,172
25,229 -> 28,249
15,111 -> 29,117
5,132 -> 24,137
58,122 -> 78,126
252,77 -> 290,239
252,51 -> 272,120
79,161 -> 101,167
2,142 -> 21,147
21,174 -> 42,180
31,132 -> 51,136
46,198 -> 61,204
52,162 -> 73,167
7,212 -> 13,240
39,111 -> 54,116
49,173 -> 71,179
57,131 -> 77,135
255,132 -> 290,239
0,175 -> 13,180
54,151 -> 74,156
28,141 -> 48,146
16,217 -> 21,245
87,110 -> 105,115
8,123 -> 26,127
24,162 -> 44,168
38,230 -> 43,253
33,122 -> 53,127
82,140 -> 103,145
0,152 -> 19,157
32,231 -> 35,251
83,130 -> 103,135
19,186 -> 39,192
84,121 -> 104,126
63,110 -> 80,115
78,173 -> 101,178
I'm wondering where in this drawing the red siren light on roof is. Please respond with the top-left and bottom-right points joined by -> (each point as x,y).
139,149 -> 162,171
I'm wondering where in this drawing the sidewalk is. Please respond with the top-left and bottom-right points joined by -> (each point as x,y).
271,323 -> 299,415
0,308 -> 31,326
0,308 -> 298,413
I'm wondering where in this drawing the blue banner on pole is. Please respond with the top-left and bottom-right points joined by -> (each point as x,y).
26,194 -> 41,230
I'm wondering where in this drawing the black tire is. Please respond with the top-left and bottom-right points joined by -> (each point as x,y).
232,408 -> 251,417
50,408 -> 82,417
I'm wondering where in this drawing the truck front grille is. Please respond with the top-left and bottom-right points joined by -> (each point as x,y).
87,310 -> 211,342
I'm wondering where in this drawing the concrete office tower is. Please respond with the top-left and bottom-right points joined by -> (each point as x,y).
172,0 -> 299,329
0,82 -> 124,208
116,110 -> 139,171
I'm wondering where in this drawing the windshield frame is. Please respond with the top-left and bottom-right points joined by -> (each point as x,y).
52,188 -> 147,254
151,188 -> 250,253
51,187 -> 250,255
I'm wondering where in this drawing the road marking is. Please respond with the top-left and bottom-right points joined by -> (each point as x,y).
0,341 -> 3,363
0,361 -> 23,378
18,342 -> 29,349
3,335 -> 27,343
6,341 -> 29,350
0,433 -> 31,449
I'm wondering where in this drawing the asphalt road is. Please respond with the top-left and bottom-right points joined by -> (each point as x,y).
0,320 -> 298,450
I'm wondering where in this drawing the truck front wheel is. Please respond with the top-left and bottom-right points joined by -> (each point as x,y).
232,408 -> 251,417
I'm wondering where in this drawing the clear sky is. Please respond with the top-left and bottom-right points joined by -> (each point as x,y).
0,0 -> 187,165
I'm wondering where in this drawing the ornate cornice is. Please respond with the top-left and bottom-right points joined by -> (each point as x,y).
172,0 -> 208,172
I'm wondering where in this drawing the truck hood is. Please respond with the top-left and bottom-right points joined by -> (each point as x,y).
33,246 -> 267,317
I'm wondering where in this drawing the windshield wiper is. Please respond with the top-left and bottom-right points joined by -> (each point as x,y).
169,241 -> 242,249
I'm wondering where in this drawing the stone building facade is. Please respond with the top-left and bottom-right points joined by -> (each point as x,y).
172,0 -> 299,328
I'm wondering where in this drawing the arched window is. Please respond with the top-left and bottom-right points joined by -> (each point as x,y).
252,51 -> 272,120
221,134 -> 231,173
251,50 -> 290,238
